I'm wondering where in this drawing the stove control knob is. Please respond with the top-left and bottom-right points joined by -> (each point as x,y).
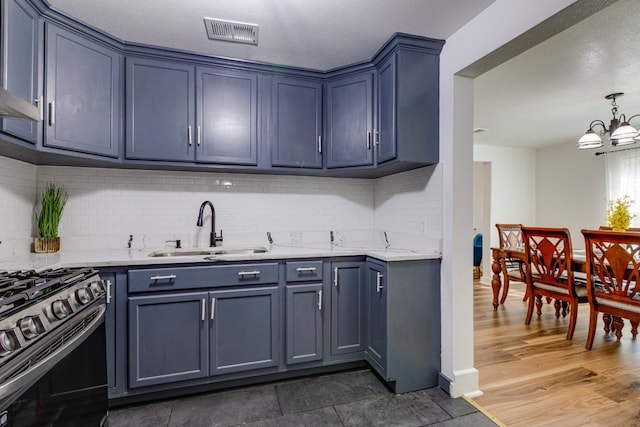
52,300 -> 70,319
19,316 -> 41,340
0,331 -> 16,356
76,287 -> 92,305
90,281 -> 105,296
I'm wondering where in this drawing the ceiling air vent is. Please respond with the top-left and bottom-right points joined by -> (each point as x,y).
203,18 -> 259,45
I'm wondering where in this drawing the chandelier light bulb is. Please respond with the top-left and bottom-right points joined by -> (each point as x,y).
577,130 -> 603,149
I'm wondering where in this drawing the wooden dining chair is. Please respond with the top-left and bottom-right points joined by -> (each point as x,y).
496,223 -> 527,303
582,229 -> 640,350
522,226 -> 587,340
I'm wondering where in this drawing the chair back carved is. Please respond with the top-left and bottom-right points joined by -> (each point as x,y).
497,223 -> 524,250
522,226 -> 584,340
582,229 -> 640,349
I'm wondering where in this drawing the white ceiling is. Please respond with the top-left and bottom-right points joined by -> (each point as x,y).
46,0 -> 494,71
474,0 -> 640,149
46,0 -> 636,151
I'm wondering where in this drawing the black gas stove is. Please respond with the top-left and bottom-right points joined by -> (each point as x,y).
0,267 -> 108,426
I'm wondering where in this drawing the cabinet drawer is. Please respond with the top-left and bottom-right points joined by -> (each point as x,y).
285,261 -> 323,282
128,263 -> 279,292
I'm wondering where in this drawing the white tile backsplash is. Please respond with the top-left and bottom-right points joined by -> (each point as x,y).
0,156 -> 442,254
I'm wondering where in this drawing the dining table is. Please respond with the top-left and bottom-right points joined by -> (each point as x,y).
490,246 -> 587,310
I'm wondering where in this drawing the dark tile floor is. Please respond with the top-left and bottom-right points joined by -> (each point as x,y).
108,369 -> 498,426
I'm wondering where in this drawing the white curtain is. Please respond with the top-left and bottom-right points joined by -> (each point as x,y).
605,148 -> 640,227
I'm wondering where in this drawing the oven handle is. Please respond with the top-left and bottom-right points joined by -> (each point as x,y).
0,303 -> 106,412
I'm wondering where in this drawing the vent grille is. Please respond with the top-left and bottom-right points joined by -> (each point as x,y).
204,18 -> 259,45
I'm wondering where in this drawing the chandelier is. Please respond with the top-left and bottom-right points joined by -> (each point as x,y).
577,92 -> 640,149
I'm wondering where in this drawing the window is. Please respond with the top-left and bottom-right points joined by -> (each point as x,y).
605,149 -> 640,226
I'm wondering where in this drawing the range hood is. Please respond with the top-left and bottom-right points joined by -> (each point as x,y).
0,87 -> 40,121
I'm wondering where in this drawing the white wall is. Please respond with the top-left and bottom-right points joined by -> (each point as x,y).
536,142 -> 606,248
0,157 -> 37,257
439,0 -> 577,398
474,144 -> 537,248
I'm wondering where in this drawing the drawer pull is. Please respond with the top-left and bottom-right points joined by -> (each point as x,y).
106,280 -> 112,304
150,274 -> 177,281
333,267 -> 339,287
317,289 -> 322,311
296,267 -> 317,273
238,270 -> 260,277
376,272 -> 384,293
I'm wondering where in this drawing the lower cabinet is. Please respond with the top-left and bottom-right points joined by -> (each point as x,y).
330,261 -> 366,356
128,286 -> 279,388
365,261 -> 387,375
285,283 -> 323,364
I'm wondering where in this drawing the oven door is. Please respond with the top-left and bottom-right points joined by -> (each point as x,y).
0,304 -> 107,426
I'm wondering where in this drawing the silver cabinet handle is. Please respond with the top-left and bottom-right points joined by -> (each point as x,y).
188,125 -> 193,146
333,267 -> 338,287
318,135 -> 322,153
210,297 -> 216,320
374,129 -> 379,146
197,125 -> 201,146
296,267 -> 317,272
376,272 -> 384,293
317,289 -> 322,311
150,274 -> 177,281
34,96 -> 43,121
238,270 -> 260,277
106,280 -> 112,304
367,131 -> 371,149
201,299 -> 206,321
48,100 -> 55,126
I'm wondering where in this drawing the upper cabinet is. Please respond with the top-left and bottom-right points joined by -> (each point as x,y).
1,0 -> 41,144
125,58 -> 259,166
0,0 -> 444,179
125,57 -> 195,162
270,76 -> 323,169
373,37 -> 443,170
44,23 -> 121,158
197,66 -> 258,165
325,71 -> 375,169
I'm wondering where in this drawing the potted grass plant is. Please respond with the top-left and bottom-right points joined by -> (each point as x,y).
34,183 -> 68,253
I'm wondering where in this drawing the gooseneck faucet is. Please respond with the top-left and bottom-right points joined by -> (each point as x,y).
197,201 -> 223,247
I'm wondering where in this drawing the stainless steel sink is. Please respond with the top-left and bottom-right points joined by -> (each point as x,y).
148,246 -> 268,257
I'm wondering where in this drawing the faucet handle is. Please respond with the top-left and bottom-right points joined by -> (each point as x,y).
165,239 -> 182,249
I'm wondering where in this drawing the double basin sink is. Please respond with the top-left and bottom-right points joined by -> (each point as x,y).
148,246 -> 268,258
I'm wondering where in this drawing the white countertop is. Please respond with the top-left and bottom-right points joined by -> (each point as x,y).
0,243 -> 441,272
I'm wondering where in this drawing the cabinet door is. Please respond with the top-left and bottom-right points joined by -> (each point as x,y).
128,292 -> 208,388
271,76 -> 323,169
1,0 -> 40,143
365,262 -> 387,375
325,72 -> 374,168
377,55 -> 396,163
210,287 -> 279,375
197,66 -> 258,165
44,24 -> 120,157
126,57 -> 194,161
330,262 -> 365,355
285,283 -> 323,364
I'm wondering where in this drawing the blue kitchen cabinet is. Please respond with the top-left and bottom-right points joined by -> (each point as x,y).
209,287 -> 279,374
1,0 -> 41,144
374,39 -> 442,167
125,57 -> 194,161
196,66 -> 258,165
330,261 -> 366,356
44,23 -> 120,158
325,71 -> 375,168
128,291 -> 209,388
365,260 -> 387,376
285,283 -> 323,364
365,257 -> 441,393
270,76 -> 323,169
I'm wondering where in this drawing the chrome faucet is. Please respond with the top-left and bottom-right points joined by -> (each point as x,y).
197,201 -> 223,247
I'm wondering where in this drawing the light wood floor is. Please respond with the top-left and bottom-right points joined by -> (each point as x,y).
472,280 -> 640,427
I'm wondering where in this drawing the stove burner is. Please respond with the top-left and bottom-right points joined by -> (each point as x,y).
0,268 -> 97,316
